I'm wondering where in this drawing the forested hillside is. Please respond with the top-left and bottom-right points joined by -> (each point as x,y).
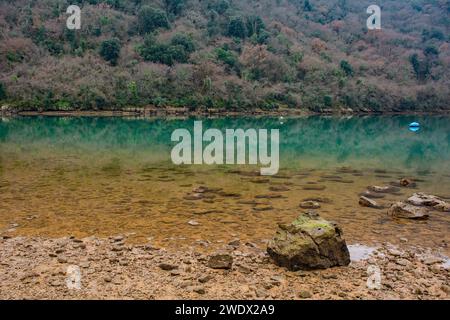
0,0 -> 449,112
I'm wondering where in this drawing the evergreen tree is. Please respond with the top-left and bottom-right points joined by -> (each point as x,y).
228,16 -> 247,38
138,6 -> 170,34
100,38 -> 121,66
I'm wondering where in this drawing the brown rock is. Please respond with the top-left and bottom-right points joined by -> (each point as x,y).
158,263 -> 178,271
368,185 -> 400,194
299,201 -> 321,209
387,202 -> 429,220
207,252 -> 233,269
359,196 -> 382,209
400,178 -> 416,187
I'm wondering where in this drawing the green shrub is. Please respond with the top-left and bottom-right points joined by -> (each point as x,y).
138,6 -> 170,34
246,15 -> 265,37
208,0 -> 230,14
340,60 -> 354,77
424,46 -> 439,57
170,33 -> 195,53
215,46 -> 239,71
228,16 -> 247,38
164,0 -> 185,16
100,38 -> 121,65
0,82 -> 6,100
138,36 -> 190,65
323,95 -> 333,107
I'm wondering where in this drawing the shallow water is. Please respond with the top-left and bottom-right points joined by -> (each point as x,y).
348,244 -> 377,262
0,115 -> 449,253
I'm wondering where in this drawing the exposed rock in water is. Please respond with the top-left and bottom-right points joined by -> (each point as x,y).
207,252 -> 233,269
299,201 -> 321,209
368,185 -> 401,194
387,202 -> 429,220
359,196 -> 382,209
407,193 -> 441,206
434,202 -> 450,212
183,193 -> 204,201
267,211 -> 350,270
407,193 -> 450,212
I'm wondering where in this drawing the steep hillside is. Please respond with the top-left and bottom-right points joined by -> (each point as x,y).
0,0 -> 449,112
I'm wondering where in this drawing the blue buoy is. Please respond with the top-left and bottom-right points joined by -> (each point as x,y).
409,122 -> 420,132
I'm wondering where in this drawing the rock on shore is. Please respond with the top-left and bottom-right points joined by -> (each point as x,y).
267,211 -> 350,271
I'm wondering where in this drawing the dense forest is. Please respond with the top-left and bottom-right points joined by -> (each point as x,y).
0,0 -> 449,112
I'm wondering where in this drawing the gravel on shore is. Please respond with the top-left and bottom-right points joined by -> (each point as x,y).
0,236 -> 448,300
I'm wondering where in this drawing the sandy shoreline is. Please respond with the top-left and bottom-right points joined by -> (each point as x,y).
0,235 -> 448,300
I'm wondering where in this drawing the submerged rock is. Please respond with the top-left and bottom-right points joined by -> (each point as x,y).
269,185 -> 290,192
299,201 -> 321,209
267,211 -> 350,270
302,197 -> 333,204
360,190 -> 385,199
359,196 -> 382,209
400,178 -> 416,188
302,185 -> 326,191
387,202 -> 429,220
368,185 -> 400,194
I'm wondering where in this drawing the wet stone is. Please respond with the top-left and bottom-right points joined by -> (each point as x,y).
299,201 -> 321,209
359,196 -> 382,209
302,185 -> 327,191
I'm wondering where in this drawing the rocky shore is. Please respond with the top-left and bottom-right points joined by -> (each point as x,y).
0,235 -> 448,300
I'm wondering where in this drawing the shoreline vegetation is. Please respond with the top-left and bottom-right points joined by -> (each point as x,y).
1,1 -> 449,115
2,106 -> 450,118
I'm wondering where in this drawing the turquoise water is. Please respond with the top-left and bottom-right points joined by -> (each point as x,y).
1,115 -> 449,173
1,115 -> 449,250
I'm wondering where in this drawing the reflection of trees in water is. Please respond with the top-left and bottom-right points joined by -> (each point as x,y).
0,115 -> 449,172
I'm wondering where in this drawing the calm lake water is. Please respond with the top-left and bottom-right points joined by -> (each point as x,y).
1,115 -> 449,253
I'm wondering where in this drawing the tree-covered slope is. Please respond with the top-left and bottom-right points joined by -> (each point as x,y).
0,0 -> 449,112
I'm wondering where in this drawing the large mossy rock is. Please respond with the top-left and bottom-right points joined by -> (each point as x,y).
267,211 -> 350,270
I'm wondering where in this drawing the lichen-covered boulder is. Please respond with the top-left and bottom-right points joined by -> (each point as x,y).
267,211 -> 350,270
